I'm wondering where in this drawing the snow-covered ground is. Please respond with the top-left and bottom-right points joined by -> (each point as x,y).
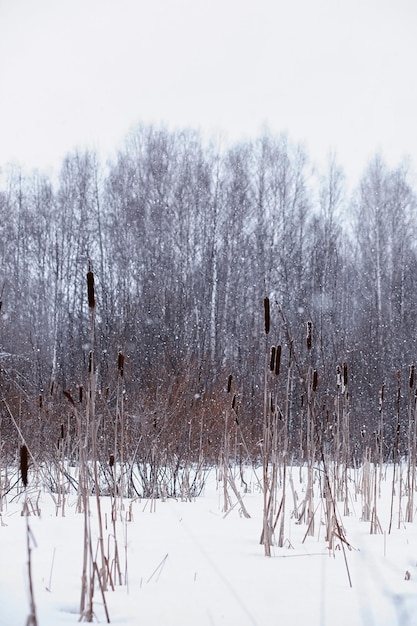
1,466 -> 417,625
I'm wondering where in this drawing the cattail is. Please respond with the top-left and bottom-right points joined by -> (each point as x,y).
63,390 -> 75,406
270,347 -> 276,371
409,365 -> 415,389
275,345 -> 281,376
79,385 -> 83,403
227,374 -> 233,393
343,362 -> 348,388
270,393 -> 275,413
232,394 -> 236,410
20,444 -> 28,487
88,350 -> 93,373
264,297 -> 270,334
87,267 -> 95,309
39,394 -> 43,409
306,321 -> 312,351
312,370 -> 318,392
60,423 -> 64,439
109,454 -> 115,468
118,351 -> 125,377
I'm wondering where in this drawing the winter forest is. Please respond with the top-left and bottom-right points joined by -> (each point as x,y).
0,124 -> 416,475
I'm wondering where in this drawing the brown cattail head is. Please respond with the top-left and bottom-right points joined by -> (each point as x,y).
88,350 -> 93,373
109,454 -> 115,468
63,390 -> 75,406
87,268 -> 95,309
306,321 -> 312,351
20,445 -> 28,487
343,362 -> 348,387
264,297 -> 270,334
312,369 -> 318,392
232,394 -> 236,410
118,351 -> 125,377
275,345 -> 281,376
79,385 -> 83,403
60,423 -> 64,439
227,374 -> 233,393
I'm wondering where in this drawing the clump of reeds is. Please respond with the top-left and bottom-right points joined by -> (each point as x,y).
260,298 -> 290,554
219,375 -> 251,519
369,385 -> 384,535
388,370 -> 402,533
297,321 -> 316,538
108,350 -> 125,586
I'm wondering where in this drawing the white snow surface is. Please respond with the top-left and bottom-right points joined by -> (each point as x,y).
1,466 -> 417,626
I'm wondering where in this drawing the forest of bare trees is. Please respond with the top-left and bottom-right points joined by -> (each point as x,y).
1,125 -> 417,471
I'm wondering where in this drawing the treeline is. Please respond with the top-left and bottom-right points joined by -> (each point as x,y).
0,124 -> 416,465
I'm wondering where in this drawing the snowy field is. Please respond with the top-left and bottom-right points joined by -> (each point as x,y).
1,466 -> 417,626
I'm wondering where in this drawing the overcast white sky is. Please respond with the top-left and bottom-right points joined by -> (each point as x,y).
0,0 -> 416,185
